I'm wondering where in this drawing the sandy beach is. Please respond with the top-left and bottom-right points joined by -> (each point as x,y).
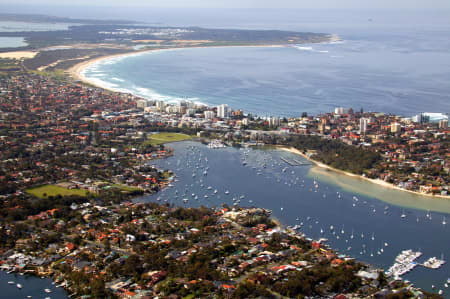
279,146 -> 449,200
0,51 -> 37,59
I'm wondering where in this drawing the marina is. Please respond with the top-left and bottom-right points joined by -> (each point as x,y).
140,141 -> 450,296
0,271 -> 67,299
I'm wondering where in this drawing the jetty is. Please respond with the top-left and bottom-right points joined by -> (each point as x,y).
280,157 -> 313,166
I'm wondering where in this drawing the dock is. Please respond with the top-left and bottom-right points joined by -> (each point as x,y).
280,157 -> 313,166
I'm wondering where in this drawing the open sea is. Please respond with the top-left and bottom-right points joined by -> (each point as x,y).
79,9 -> 450,117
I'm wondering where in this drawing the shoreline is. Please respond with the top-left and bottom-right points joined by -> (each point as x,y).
67,35 -> 341,94
66,39 -> 447,201
279,146 -> 449,200
67,44 -> 287,93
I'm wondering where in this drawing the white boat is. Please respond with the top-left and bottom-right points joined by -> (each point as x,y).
443,216 -> 447,225
371,233 -> 375,241
224,190 -> 230,195
7,281 -> 14,284
44,288 -> 52,293
401,210 -> 406,218
423,256 -> 446,269
16,283 -> 22,289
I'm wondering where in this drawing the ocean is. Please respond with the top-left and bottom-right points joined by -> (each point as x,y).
77,9 -> 450,117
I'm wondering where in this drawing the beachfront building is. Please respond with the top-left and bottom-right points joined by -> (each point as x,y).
156,100 -> 166,112
268,116 -> 281,127
334,107 -> 345,115
391,122 -> 401,133
204,110 -> 215,120
360,117 -> 369,134
217,104 -> 229,118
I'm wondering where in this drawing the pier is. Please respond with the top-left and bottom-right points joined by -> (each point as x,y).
280,157 -> 313,166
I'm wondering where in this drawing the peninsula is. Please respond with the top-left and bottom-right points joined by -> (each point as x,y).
0,14 -> 447,299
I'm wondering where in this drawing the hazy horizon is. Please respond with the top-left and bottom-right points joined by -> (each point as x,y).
1,0 -> 450,10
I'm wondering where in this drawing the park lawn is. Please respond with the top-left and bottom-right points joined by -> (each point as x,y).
148,132 -> 192,145
110,184 -> 142,192
26,185 -> 89,198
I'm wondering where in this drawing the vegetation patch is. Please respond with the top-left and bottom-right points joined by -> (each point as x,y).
148,132 -> 192,145
26,184 -> 89,198
110,184 -> 142,192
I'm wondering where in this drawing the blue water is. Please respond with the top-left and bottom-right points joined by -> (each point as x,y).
139,141 -> 450,297
81,11 -> 450,117
0,271 -> 67,298
0,37 -> 27,48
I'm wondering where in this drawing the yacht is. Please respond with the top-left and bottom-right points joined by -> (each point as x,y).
401,209 -> 406,218
16,283 -> 22,289
8,281 -> 14,285
443,216 -> 447,225
44,288 -> 52,293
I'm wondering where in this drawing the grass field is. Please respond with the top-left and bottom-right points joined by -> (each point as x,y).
110,184 -> 142,192
148,132 -> 192,145
26,185 -> 89,198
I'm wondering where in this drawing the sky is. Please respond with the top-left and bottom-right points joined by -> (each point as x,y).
1,0 -> 450,10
